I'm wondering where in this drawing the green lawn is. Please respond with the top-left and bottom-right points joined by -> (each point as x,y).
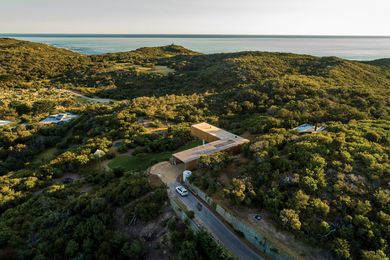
108,140 -> 202,172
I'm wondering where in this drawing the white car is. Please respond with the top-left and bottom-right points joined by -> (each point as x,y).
175,186 -> 189,196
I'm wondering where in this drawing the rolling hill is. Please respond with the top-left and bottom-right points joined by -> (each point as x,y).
0,38 -> 389,259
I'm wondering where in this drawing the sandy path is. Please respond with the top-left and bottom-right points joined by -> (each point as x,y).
64,89 -> 113,104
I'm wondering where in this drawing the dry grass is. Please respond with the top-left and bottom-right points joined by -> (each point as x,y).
103,63 -> 175,76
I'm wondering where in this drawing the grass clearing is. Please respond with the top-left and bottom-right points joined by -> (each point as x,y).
104,63 -> 175,76
108,139 -> 202,172
134,65 -> 175,75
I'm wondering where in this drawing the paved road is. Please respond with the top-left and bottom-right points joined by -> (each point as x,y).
170,182 -> 263,260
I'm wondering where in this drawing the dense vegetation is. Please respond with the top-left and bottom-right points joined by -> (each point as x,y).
193,120 -> 389,259
166,218 -> 234,260
245,120 -> 389,258
0,38 -> 90,85
0,38 -> 389,259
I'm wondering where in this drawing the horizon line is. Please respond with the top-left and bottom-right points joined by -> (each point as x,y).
1,33 -> 390,38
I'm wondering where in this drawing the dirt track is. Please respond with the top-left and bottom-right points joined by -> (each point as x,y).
149,161 -> 184,185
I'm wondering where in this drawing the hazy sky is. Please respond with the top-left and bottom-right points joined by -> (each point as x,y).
1,0 -> 389,35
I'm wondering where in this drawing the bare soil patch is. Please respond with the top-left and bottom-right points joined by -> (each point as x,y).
149,161 -> 184,186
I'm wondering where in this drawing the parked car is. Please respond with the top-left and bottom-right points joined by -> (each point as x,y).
175,186 -> 189,196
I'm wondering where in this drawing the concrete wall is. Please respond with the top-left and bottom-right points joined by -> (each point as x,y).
184,160 -> 198,171
191,126 -> 220,143
185,180 -> 291,260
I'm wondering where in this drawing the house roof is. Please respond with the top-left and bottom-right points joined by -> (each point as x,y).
191,122 -> 240,140
40,113 -> 79,124
173,122 -> 249,163
293,123 -> 325,133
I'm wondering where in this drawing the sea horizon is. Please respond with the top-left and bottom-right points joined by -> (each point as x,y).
2,33 -> 390,38
2,34 -> 390,60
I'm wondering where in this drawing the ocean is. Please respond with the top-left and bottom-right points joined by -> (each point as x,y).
2,34 -> 390,60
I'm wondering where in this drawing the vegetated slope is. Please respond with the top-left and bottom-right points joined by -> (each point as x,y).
241,120 -> 389,259
58,44 -> 200,97
0,101 -> 224,259
93,44 -> 200,63
364,58 -> 390,69
0,38 -> 198,89
191,119 -> 389,259
159,51 -> 390,91
2,38 -> 388,121
80,51 -> 389,123
1,39 -> 389,259
0,38 -> 90,84
100,50 -> 388,258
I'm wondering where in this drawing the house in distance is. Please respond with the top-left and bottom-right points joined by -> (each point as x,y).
0,120 -> 14,127
40,113 -> 79,125
293,123 -> 325,134
171,122 -> 249,170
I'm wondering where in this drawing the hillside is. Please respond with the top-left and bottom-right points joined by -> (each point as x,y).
0,38 -> 389,259
0,38 -> 90,84
59,49 -> 390,124
365,58 -> 390,68
93,44 -> 200,63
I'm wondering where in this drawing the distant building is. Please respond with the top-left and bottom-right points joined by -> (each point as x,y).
0,120 -> 13,127
293,123 -> 325,134
40,113 -> 79,125
171,123 -> 249,170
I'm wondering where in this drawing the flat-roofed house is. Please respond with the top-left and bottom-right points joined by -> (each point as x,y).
40,113 -> 79,125
293,123 -> 325,134
171,123 -> 249,170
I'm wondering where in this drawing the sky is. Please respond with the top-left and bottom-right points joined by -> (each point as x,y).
1,0 -> 390,35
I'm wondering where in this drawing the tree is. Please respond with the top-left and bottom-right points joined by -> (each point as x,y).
122,239 -> 144,259
32,100 -> 56,115
374,188 -> 390,208
311,198 -> 330,216
361,250 -> 388,260
65,240 -> 79,257
332,238 -> 351,259
280,209 -> 301,231
301,176 -> 318,193
179,241 -> 199,260
198,151 -> 233,171
355,200 -> 372,215
293,190 -> 310,210
10,101 -> 31,115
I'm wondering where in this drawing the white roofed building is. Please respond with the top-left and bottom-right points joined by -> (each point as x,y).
40,113 -> 79,125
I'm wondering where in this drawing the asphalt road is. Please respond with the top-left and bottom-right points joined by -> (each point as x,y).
170,182 -> 263,260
